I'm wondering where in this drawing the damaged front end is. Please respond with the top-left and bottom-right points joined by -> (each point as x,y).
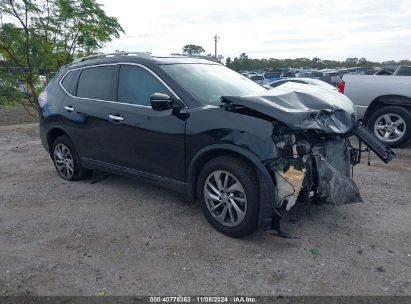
221,82 -> 396,229
271,127 -> 362,209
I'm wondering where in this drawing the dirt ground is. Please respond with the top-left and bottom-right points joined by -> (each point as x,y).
0,126 -> 410,296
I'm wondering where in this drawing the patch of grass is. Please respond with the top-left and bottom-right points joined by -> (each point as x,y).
0,99 -> 20,107
310,247 -> 320,257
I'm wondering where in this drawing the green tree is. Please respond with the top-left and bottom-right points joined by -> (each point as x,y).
0,0 -> 124,115
225,56 -> 232,67
182,44 -> 205,55
225,53 -> 390,71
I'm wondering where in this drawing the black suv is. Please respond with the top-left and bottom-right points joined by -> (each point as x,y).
39,53 -> 395,237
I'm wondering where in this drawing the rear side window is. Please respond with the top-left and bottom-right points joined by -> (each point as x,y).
396,66 -> 411,76
118,65 -> 170,106
76,66 -> 116,100
61,70 -> 79,93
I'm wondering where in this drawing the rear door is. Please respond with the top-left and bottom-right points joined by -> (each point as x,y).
63,64 -> 119,162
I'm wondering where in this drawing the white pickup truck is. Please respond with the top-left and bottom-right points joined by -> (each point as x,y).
340,73 -> 411,147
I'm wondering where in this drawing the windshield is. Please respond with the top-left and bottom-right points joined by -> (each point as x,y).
161,64 -> 266,104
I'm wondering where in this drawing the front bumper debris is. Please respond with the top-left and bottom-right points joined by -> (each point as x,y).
353,123 -> 396,163
312,139 -> 362,205
315,156 -> 362,205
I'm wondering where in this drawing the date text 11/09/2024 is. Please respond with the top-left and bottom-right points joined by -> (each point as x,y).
149,296 -> 257,303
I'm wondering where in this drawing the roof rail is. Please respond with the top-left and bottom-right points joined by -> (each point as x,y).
185,55 -> 220,63
71,52 -> 153,64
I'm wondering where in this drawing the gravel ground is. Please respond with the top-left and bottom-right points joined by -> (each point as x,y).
0,127 -> 410,296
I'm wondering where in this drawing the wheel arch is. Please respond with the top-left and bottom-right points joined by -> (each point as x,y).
46,127 -> 71,155
363,95 -> 411,125
188,144 -> 277,230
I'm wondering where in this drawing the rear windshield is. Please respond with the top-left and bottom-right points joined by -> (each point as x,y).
161,64 -> 266,104
61,70 -> 79,93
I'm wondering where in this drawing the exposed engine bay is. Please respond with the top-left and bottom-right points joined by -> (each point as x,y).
271,125 -> 363,210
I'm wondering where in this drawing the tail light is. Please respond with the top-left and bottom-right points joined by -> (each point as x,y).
337,80 -> 345,94
38,91 -> 48,108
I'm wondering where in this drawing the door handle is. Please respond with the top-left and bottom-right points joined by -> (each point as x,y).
64,105 -> 75,112
108,114 -> 124,122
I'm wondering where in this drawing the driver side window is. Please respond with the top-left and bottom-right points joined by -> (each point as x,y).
118,65 -> 170,106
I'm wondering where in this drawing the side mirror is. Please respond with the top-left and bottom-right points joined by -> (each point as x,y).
150,93 -> 173,111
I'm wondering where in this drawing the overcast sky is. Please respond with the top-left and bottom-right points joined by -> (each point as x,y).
99,0 -> 411,61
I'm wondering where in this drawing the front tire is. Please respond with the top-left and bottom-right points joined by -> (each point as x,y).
368,106 -> 411,147
197,156 -> 260,237
51,135 -> 91,181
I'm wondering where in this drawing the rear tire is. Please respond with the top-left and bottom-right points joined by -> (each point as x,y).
197,156 -> 260,237
51,135 -> 91,181
368,106 -> 411,147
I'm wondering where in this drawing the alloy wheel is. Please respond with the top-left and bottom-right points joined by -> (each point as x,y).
53,143 -> 75,179
203,170 -> 247,227
374,113 -> 406,143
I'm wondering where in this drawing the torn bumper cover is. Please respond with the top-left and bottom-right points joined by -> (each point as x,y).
312,140 -> 362,205
274,138 -> 363,209
221,82 -> 395,210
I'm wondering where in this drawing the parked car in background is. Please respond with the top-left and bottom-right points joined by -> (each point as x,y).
337,69 -> 349,77
249,74 -> 272,85
263,72 -> 282,82
281,71 -> 295,78
340,74 -> 411,146
295,72 -> 313,78
267,78 -> 338,91
322,70 -> 341,84
311,71 -> 323,79
249,74 -> 265,85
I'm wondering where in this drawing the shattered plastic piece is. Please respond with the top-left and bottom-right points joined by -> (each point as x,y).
353,123 -> 396,163
275,166 -> 305,211
315,157 -> 362,205
310,247 -> 320,257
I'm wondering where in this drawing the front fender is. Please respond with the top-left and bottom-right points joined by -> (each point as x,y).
188,144 -> 277,230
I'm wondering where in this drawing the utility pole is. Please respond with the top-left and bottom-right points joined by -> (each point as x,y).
213,34 -> 220,59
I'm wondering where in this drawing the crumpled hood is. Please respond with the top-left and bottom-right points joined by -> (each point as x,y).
222,82 -> 357,134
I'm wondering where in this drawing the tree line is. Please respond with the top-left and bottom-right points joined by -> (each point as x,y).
225,53 -> 411,71
1,3 -> 410,117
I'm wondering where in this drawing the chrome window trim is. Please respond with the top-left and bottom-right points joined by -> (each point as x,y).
58,62 -> 185,109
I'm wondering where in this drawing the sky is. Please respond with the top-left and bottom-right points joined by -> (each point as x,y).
99,0 -> 411,62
